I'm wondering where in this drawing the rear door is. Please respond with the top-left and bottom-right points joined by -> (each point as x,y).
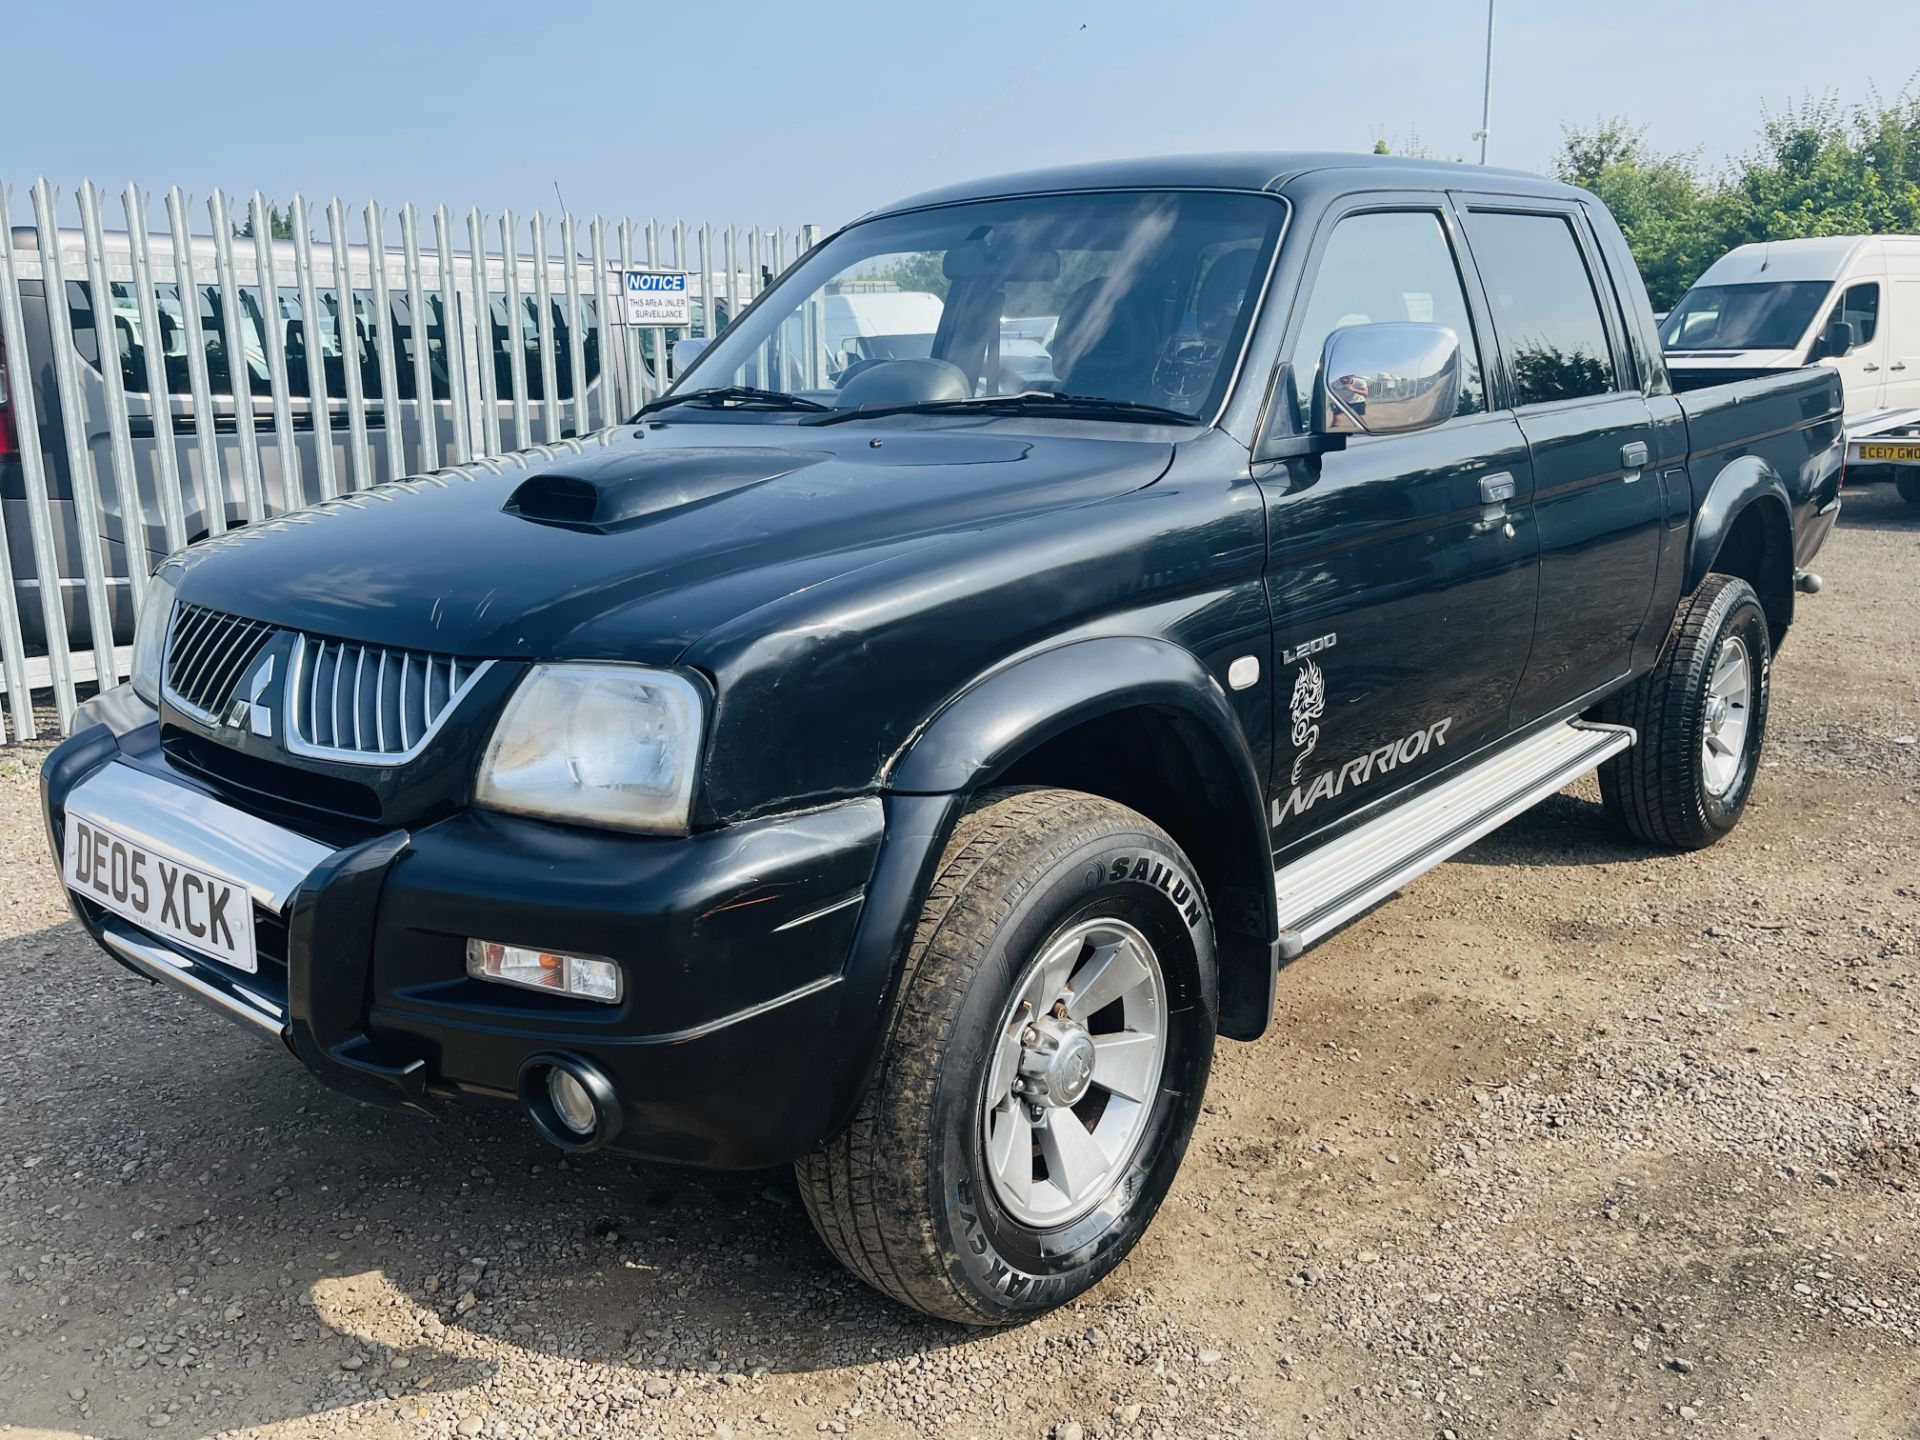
1260,198 -> 1538,849
1457,199 -> 1664,725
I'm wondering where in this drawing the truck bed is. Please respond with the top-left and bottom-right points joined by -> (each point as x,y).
1674,365 -> 1847,571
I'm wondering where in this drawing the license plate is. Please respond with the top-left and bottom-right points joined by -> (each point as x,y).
62,815 -> 257,973
1858,441 -> 1920,462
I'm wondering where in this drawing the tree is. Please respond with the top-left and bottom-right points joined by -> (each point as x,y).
234,203 -> 295,241
879,251 -> 949,300
1717,92 -> 1920,243
1552,119 -> 1719,310
1368,127 -> 1462,163
1555,92 -> 1920,312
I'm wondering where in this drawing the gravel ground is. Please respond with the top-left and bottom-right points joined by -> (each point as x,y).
2,484 -> 1916,1440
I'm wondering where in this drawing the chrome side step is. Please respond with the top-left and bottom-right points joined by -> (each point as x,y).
1274,720 -> 1634,958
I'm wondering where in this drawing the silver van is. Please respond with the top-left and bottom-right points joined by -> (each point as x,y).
0,226 -> 724,652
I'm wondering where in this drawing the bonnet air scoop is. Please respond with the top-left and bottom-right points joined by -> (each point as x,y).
504,446 -> 829,532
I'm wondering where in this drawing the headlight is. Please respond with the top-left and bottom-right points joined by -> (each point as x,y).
475,664 -> 706,834
129,566 -> 181,706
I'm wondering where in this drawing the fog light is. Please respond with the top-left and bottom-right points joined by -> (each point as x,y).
547,1068 -> 598,1135
466,939 -> 622,1003
518,1053 -> 622,1152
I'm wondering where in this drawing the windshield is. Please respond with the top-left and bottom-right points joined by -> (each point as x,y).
1660,281 -> 1832,352
669,190 -> 1285,422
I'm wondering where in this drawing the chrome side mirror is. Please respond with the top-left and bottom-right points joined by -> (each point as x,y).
1313,323 -> 1462,437
671,337 -> 710,375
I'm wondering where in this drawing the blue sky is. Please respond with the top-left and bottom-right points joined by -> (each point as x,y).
8,0 -> 1920,235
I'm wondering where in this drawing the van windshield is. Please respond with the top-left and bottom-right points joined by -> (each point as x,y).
1660,281 -> 1832,352
669,190 -> 1286,422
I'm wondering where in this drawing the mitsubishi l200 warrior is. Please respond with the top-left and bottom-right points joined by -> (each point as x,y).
42,154 -> 1845,1325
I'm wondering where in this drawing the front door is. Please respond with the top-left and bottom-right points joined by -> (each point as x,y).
1259,202 -> 1539,853
1457,202 -> 1665,723
1821,277 -> 1889,417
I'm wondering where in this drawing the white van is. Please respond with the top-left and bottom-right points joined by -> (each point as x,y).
1662,235 -> 1920,418
1663,235 -> 1920,500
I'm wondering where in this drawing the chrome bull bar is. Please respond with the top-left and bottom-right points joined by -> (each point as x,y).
60,760 -> 336,1038
61,759 -> 331,915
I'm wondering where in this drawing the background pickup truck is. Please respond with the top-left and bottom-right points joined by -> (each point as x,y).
40,152 -> 1845,1328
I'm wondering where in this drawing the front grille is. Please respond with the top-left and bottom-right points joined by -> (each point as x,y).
286,633 -> 490,764
163,604 -> 275,722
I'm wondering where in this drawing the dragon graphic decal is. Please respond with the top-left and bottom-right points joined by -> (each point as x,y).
1289,658 -> 1326,786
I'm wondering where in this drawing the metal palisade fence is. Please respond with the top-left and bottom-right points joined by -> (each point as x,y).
0,176 -> 818,743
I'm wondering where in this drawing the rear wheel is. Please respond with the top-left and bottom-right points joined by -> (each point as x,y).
1596,574 -> 1771,850
1896,469 -> 1920,505
796,787 -> 1216,1325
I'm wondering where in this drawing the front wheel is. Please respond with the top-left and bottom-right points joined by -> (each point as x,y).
1596,573 -> 1772,850
796,787 -> 1216,1325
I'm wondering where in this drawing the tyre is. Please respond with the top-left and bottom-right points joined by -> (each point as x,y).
1596,573 -> 1771,850
1897,469 -> 1920,505
796,787 -> 1217,1325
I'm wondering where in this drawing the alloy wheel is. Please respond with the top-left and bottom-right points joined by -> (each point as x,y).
979,918 -> 1167,1228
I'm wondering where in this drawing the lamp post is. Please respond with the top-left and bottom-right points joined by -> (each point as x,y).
1474,0 -> 1496,165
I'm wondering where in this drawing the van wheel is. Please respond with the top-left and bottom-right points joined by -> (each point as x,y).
1596,574 -> 1771,850
1896,470 -> 1920,504
796,787 -> 1216,1325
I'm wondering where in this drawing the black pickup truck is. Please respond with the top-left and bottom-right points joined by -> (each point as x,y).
41,153 -> 1844,1325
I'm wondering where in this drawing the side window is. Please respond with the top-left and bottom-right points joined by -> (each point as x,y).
1463,210 -> 1617,405
1835,281 -> 1879,347
1289,210 -> 1486,423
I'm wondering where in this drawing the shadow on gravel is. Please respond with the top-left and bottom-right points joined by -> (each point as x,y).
0,920 -> 975,1439
1450,791 -> 1654,869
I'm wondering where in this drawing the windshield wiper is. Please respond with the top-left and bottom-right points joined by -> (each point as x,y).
803,390 -> 1198,427
634,385 -> 830,418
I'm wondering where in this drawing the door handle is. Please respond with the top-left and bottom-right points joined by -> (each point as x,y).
1474,471 -> 1518,537
1863,363 -> 1881,373
1621,441 -> 1649,471
1892,361 -> 1909,372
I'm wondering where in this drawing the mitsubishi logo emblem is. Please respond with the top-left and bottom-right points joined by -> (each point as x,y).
224,653 -> 275,739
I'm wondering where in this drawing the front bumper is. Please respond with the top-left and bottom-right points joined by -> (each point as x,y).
42,696 -> 895,1169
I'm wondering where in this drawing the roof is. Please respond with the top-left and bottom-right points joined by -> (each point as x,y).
1694,235 -> 1920,286
867,151 -> 1576,219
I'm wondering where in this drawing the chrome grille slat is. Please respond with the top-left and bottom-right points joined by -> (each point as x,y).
162,603 -> 274,721
397,653 -> 416,751
197,617 -> 260,710
374,649 -> 389,754
165,610 -> 222,698
167,605 -> 217,672
350,645 -> 367,752
286,632 -> 490,765
332,642 -> 352,749
172,612 -> 231,700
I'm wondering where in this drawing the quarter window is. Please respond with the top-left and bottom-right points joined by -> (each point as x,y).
1463,210 -> 1618,405
1288,210 -> 1485,423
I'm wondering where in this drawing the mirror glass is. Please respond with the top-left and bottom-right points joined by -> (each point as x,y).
1313,322 -> 1462,437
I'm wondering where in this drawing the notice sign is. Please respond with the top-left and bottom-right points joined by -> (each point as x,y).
619,269 -> 691,326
